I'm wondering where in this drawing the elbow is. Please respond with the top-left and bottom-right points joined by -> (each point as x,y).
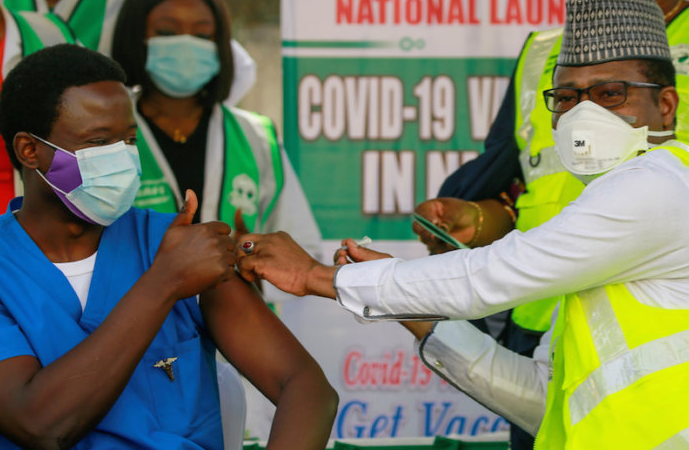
323,382 -> 339,421
10,415 -> 86,450
304,369 -> 339,423
8,431 -> 76,450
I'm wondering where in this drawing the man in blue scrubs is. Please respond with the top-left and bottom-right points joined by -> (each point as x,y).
0,43 -> 338,450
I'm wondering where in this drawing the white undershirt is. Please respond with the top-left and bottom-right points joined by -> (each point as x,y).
53,252 -> 97,311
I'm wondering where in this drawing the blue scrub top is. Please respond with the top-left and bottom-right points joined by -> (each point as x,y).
0,199 -> 223,449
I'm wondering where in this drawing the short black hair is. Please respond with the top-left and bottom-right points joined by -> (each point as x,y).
0,44 -> 126,171
638,58 -> 676,87
111,0 -> 234,107
635,58 -> 676,104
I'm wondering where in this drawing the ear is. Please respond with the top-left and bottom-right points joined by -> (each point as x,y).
12,132 -> 41,170
657,86 -> 679,130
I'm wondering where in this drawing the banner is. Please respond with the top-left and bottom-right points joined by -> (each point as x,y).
273,0 -> 566,440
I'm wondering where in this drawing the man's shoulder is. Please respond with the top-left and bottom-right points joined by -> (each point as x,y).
585,145 -> 689,207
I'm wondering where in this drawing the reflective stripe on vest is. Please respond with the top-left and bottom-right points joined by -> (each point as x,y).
655,427 -> 689,449
668,8 -> 689,143
569,287 -> 689,425
513,27 -> 562,183
536,143 -> 689,449
511,27 -> 584,333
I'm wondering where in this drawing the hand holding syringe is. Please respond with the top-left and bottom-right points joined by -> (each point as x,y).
334,236 -> 393,265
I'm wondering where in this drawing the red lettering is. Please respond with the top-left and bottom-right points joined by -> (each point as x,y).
447,0 -> 464,24
389,352 -> 403,385
410,355 -> 420,385
427,0 -> 444,24
505,0 -> 523,24
337,0 -> 354,23
342,350 -> 413,388
406,0 -> 422,24
344,350 -> 362,386
357,0 -> 374,23
526,0 -> 542,24
374,0 -> 391,23
468,0 -> 479,24
490,0 -> 502,24
548,0 -> 565,24
419,363 -> 433,386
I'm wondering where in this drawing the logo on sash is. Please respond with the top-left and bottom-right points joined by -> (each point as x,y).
229,174 -> 258,216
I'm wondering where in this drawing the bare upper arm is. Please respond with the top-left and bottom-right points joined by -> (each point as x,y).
199,273 -> 322,404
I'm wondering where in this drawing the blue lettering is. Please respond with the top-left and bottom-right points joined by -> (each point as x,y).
336,400 -> 368,438
423,401 -> 452,436
491,417 -> 509,432
445,416 -> 466,435
390,406 -> 403,437
470,416 -> 490,436
370,416 -> 389,437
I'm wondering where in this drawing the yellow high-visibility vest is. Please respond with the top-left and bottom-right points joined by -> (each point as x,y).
535,143 -> 689,449
512,28 -> 584,333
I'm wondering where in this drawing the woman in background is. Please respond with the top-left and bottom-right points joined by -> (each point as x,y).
111,0 -> 321,256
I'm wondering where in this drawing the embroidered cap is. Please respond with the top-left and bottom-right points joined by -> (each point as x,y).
558,0 -> 671,66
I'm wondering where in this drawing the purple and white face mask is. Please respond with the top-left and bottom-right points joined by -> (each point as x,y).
32,134 -> 142,225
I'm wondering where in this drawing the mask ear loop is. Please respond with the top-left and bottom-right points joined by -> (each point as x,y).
30,133 -> 78,194
34,167 -> 70,196
647,129 -> 675,138
29,133 -> 76,158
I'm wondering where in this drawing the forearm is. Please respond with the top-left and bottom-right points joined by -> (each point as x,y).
265,363 -> 338,450
4,270 -> 177,448
419,321 -> 547,435
306,264 -> 338,298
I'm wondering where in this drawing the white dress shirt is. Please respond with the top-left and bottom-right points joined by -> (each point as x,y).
335,142 -> 689,319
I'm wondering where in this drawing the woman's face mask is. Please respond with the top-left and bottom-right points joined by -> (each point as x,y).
32,134 -> 142,226
553,100 -> 674,184
145,34 -> 220,98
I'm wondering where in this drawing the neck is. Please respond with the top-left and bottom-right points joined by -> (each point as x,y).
139,88 -> 206,143
139,88 -> 204,120
15,175 -> 102,263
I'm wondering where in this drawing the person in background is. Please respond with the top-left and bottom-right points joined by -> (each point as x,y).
236,0 -> 689,447
0,0 -> 257,107
110,0 -> 321,255
0,43 -> 337,450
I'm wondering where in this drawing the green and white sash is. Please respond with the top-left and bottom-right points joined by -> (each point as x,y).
134,104 -> 284,232
3,0 -> 122,55
9,9 -> 75,55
